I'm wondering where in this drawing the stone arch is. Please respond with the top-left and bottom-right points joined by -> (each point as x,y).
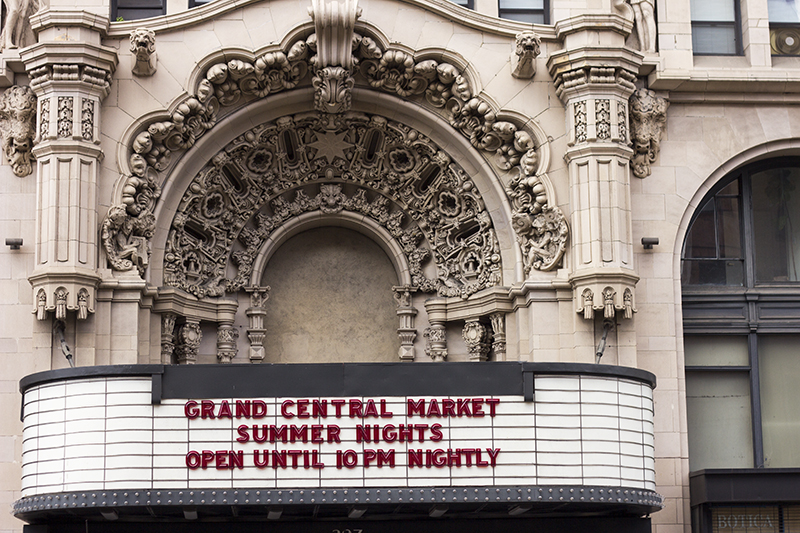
158,101 -> 506,300
248,211 -> 414,288
673,138 -> 800,276
105,25 -> 570,287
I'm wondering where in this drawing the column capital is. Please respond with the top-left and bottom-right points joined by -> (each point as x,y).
21,42 -> 117,100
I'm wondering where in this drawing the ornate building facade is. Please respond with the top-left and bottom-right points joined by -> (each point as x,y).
1,0 -> 800,531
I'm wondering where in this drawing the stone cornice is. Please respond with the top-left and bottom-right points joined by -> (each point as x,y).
20,42 -> 118,74
30,9 -> 110,36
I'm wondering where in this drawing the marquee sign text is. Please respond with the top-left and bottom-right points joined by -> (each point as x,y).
184,398 -> 501,471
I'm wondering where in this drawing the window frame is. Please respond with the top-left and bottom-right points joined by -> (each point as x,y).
497,0 -> 549,24
111,0 -> 165,21
683,158 -> 800,473
690,0 -> 743,55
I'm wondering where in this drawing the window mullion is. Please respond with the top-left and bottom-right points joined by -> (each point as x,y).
749,331 -> 765,467
742,175 -> 756,288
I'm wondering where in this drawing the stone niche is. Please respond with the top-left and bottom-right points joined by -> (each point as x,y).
255,226 -> 401,362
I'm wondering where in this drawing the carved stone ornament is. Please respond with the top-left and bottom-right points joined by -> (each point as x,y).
511,31 -> 541,80
305,0 -> 361,113
313,66 -> 354,113
30,65 -> 113,100
423,325 -> 447,362
462,319 -> 489,362
130,28 -> 157,77
176,320 -> 202,364
163,113 -> 503,300
54,287 -> 68,321
36,289 -> 46,320
614,0 -> 657,53
0,86 -> 37,177
116,30 -> 568,280
629,88 -> 668,179
77,289 -> 90,320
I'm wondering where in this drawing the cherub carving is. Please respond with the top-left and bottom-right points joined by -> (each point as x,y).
101,204 -> 156,276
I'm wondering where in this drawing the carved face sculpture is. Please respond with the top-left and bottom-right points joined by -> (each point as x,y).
5,132 -> 33,176
515,33 -> 541,59
130,29 -> 156,61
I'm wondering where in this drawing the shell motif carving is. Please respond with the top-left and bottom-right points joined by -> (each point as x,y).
163,113 -> 502,300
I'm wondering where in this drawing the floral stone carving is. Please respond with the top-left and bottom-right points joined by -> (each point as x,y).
629,88 -> 668,179
0,86 -> 37,177
130,28 -> 157,77
511,31 -> 541,80
164,112 -> 502,300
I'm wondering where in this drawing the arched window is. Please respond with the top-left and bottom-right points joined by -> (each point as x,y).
684,159 -> 800,470
682,159 -> 800,531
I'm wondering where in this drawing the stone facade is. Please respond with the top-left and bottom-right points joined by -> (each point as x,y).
2,0 -> 800,531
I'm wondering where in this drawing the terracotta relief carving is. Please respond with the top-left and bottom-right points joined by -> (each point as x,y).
462,319 -> 489,361
115,32 -> 568,281
423,325 -> 447,362
80,99 -> 94,141
39,97 -> 49,140
57,97 -> 72,138
511,31 -> 541,80
596,100 -> 611,141
163,113 -> 503,300
629,88 -> 668,178
176,320 -> 202,365
0,86 -> 36,177
130,28 -> 157,77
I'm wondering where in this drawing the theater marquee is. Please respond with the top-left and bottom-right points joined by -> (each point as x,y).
15,362 -> 662,530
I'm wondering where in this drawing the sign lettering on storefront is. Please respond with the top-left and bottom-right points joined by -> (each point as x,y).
183,398 -> 502,471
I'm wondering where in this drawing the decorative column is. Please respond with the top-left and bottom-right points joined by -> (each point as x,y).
423,298 -> 448,362
176,320 -> 202,365
546,14 -> 644,322
393,285 -> 418,361
216,324 -> 239,364
216,298 -> 240,363
245,287 -> 270,363
160,313 -> 177,364
490,312 -> 506,360
21,11 -> 118,322
462,319 -> 490,362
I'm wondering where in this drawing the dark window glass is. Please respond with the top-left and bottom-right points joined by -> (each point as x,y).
752,167 -> 800,282
683,160 -> 800,478
498,0 -> 547,24
112,0 -> 165,20
682,177 -> 744,286
691,0 -> 741,54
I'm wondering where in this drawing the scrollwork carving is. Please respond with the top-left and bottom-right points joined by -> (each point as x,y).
313,66 -> 354,113
118,31 -> 567,280
0,86 -> 37,177
629,88 -> 668,179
